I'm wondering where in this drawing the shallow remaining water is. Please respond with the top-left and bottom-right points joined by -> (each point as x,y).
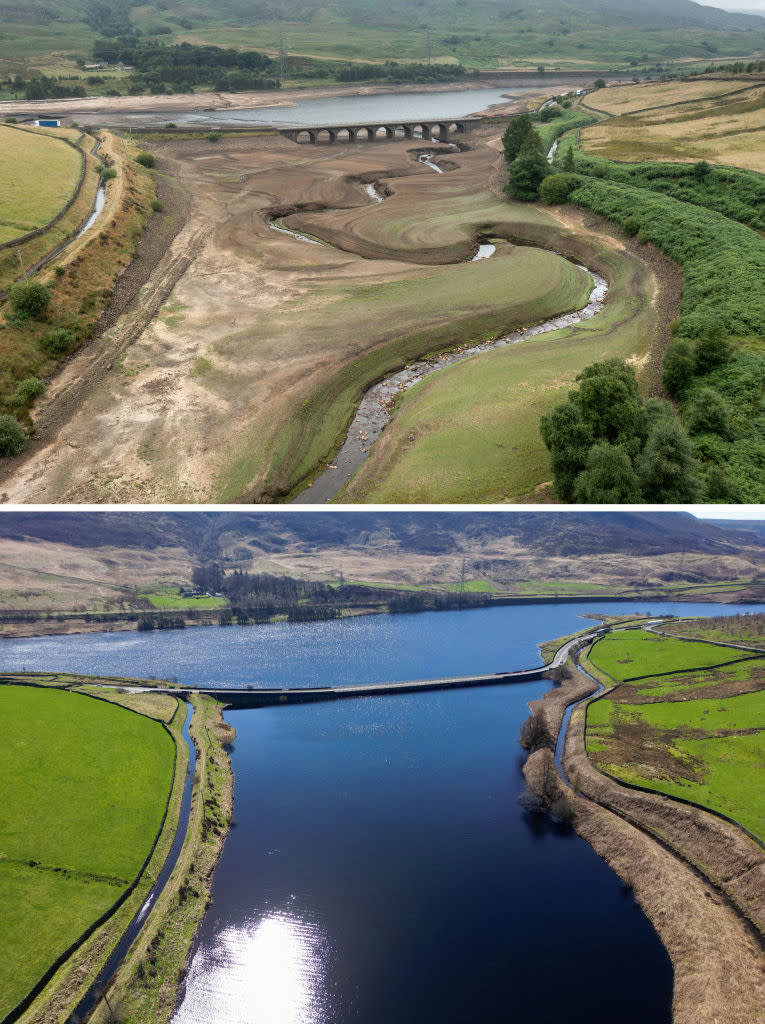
173,87 -> 528,126
74,86 -> 531,128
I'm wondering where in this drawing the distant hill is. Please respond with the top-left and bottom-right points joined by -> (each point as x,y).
1,0 -> 763,71
0,510 -> 761,559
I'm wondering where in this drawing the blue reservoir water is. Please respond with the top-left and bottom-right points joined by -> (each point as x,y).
171,684 -> 675,1024
7,601 -> 758,1024
1,600 -> 760,687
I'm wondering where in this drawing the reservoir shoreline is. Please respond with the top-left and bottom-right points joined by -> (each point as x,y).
0,588 -> 761,643
522,637 -> 765,1024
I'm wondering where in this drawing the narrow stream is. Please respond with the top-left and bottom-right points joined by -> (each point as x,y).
293,264 -> 608,503
75,184 -> 106,239
66,700 -> 196,1024
418,152 -> 443,173
268,217 -> 325,245
363,183 -> 384,203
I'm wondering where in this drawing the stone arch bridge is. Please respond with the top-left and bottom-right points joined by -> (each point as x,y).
278,117 -> 479,144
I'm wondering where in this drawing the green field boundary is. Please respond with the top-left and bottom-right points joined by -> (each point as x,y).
578,631 -> 765,851
647,625 -> 765,655
578,77 -> 765,119
581,692 -> 765,850
0,689 -> 184,1024
0,125 -> 87,256
621,653 -> 764,682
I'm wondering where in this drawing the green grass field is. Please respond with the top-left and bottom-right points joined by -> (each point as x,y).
0,126 -> 83,244
587,629 -> 758,682
587,687 -> 764,840
139,585 -> 227,610
0,685 -> 174,1017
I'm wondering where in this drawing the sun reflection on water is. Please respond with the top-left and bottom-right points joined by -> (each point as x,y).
172,911 -> 332,1024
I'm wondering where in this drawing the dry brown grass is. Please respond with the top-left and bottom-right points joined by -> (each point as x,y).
582,76 -> 763,115
580,80 -> 765,170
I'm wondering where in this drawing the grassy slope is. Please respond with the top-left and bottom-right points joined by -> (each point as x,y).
220,202 -> 591,500
579,79 -> 765,170
0,126 -> 82,243
2,0 -> 764,75
339,212 -> 659,502
0,685 -> 174,1019
659,614 -> 765,646
0,129 -> 97,293
587,628 -> 757,681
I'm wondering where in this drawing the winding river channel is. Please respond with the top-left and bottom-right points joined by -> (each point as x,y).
4,601 -> 762,1024
284,161 -> 609,503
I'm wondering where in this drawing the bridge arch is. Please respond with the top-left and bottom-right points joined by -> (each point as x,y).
315,128 -> 335,144
295,129 -> 316,144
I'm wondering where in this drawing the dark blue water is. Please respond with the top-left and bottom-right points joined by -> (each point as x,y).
1,600 -> 760,688
172,687 -> 671,1024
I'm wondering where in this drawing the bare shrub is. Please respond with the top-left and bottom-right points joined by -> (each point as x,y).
519,711 -> 554,751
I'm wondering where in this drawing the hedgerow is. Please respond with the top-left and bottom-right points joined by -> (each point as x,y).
571,154 -> 765,231
566,178 -> 765,339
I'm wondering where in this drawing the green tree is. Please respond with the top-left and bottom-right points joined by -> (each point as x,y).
518,128 -> 543,155
573,442 -> 642,502
8,281 -> 51,318
643,397 -> 675,429
561,146 -> 576,172
501,112 -> 534,163
593,78 -> 606,89
661,339 -> 695,396
694,325 -> 730,374
539,172 -> 580,204
704,463 -> 740,501
539,104 -> 563,122
40,328 -> 76,356
505,150 -> 548,200
637,419 -> 703,502
573,360 -> 645,448
0,415 -> 26,457
539,402 -> 594,501
692,160 -> 710,181
685,387 -> 732,438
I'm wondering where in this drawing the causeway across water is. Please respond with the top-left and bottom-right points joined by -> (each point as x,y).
164,628 -> 605,707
